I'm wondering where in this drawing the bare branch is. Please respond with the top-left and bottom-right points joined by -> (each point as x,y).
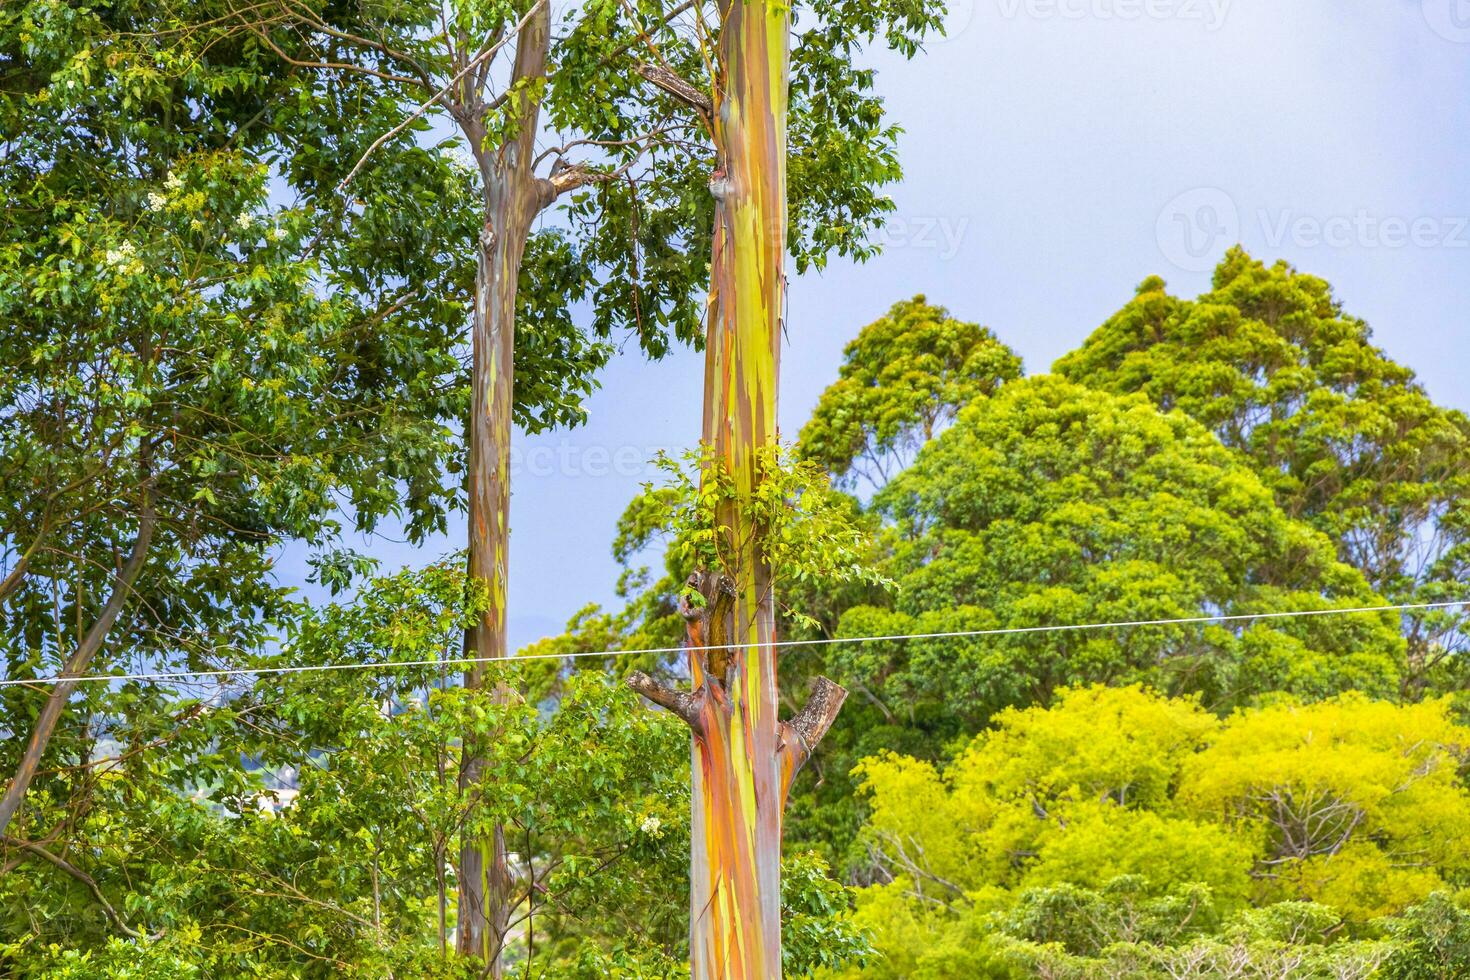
278,0 -> 436,86
247,26 -> 424,87
627,671 -> 702,729
3,837 -> 162,939
635,62 -> 712,115
785,676 -> 847,764
336,0 -> 550,194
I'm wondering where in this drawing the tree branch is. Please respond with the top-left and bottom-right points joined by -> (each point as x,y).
779,676 -> 847,795
335,0 -> 549,194
0,544 -> 34,606
635,62 -> 712,115
627,671 -> 703,729
3,837 -> 161,939
247,26 -> 424,87
0,495 -> 157,837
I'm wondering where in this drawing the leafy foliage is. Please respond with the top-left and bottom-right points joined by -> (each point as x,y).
798,296 -> 1023,492
1056,248 -> 1470,688
831,375 -> 1402,728
627,447 -> 891,627
0,1 -> 468,923
839,686 -> 1470,978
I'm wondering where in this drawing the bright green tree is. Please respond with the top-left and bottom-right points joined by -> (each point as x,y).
1180,694 -> 1470,922
1055,248 -> 1470,691
837,686 -> 1470,979
798,296 -> 1023,493
0,0 -> 465,855
831,375 -> 1403,729
854,687 -> 1252,910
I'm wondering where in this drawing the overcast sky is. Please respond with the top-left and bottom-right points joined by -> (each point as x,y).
279,0 -> 1470,651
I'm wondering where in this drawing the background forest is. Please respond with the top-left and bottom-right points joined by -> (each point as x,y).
3,0 -> 1470,978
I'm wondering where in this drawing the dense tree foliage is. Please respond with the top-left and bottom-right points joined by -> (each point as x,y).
4,3 -> 1465,965
775,374 -> 1403,867
1056,248 -> 1470,690
0,0 -> 468,870
0,563 -> 870,976
833,375 -> 1401,721
840,686 -> 1470,978
797,296 -> 1023,493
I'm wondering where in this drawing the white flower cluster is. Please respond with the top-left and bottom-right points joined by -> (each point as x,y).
639,814 -> 664,838
146,191 -> 166,212
103,240 -> 142,275
446,145 -> 478,176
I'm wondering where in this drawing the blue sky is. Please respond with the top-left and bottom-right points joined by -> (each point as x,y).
280,0 -> 1470,651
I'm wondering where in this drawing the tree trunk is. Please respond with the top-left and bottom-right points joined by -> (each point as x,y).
687,2 -> 793,970
628,2 -> 847,975
456,4 -> 552,971
0,500 -> 156,838
456,184 -> 527,973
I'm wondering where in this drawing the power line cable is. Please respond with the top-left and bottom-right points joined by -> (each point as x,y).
2,599 -> 1464,690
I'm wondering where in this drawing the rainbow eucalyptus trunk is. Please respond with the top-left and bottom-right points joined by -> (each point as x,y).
629,1 -> 847,975
455,4 -> 551,970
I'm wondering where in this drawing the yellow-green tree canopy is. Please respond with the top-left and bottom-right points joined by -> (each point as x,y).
842,686 -> 1470,979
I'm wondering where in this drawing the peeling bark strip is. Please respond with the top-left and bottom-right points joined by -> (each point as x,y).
635,62 -> 714,115
628,2 -> 847,976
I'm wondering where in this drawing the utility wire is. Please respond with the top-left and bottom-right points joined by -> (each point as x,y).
1,599 -> 1464,690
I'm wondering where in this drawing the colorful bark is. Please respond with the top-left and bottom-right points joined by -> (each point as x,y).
628,1 -> 848,976
456,3 -> 551,970
686,0 -> 788,973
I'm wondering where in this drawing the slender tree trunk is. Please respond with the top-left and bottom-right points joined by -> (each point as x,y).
0,500 -> 156,838
629,2 -> 847,975
455,4 -> 551,972
687,3 -> 794,972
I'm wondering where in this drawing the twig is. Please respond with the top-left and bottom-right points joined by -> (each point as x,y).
335,0 -> 550,194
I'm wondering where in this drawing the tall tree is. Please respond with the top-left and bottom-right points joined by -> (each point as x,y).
798,295 -> 1022,493
1055,248 -> 1470,692
239,0 -> 939,963
619,0 -> 879,972
831,376 -> 1403,725
0,0 -> 463,847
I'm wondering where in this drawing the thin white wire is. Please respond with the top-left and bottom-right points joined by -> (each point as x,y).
2,599 -> 1464,690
